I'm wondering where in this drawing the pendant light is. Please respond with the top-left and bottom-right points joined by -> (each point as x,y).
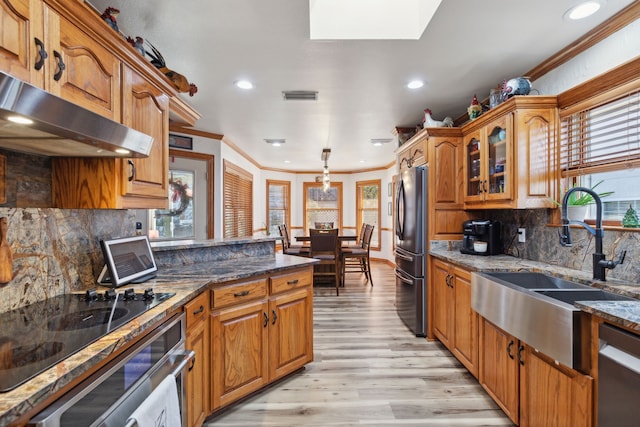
321,148 -> 331,191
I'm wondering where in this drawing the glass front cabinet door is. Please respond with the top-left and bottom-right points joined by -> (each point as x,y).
464,114 -> 513,205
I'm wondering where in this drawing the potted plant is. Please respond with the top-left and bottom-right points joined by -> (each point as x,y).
550,180 -> 614,220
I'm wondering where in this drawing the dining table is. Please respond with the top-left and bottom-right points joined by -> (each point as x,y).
294,235 -> 357,243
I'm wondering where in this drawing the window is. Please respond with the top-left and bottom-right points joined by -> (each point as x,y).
266,180 -> 291,236
356,180 -> 381,250
303,182 -> 342,232
223,160 -> 253,238
559,78 -> 640,222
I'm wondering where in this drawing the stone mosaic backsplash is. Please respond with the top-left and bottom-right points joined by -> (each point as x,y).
491,209 -> 640,284
0,208 -> 136,312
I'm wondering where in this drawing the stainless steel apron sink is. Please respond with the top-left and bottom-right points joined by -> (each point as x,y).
471,271 -> 635,370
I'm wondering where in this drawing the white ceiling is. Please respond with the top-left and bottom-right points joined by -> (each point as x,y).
89,0 -> 635,172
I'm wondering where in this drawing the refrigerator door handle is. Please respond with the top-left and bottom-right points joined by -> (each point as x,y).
395,179 -> 405,240
394,250 -> 413,262
395,270 -> 414,285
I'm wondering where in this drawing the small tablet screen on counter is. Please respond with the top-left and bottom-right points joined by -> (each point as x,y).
99,235 -> 158,287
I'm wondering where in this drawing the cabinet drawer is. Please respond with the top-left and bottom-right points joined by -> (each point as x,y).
184,291 -> 210,329
270,269 -> 312,294
212,279 -> 268,309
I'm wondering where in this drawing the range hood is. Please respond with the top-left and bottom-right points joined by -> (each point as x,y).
0,72 -> 153,157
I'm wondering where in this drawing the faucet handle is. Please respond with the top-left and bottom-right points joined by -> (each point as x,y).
598,250 -> 627,269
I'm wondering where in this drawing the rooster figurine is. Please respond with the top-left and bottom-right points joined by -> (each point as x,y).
101,7 -> 120,33
126,36 -> 146,57
145,41 -> 198,96
423,109 -> 454,127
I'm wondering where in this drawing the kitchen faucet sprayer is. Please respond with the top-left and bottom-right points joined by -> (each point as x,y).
559,186 -> 626,281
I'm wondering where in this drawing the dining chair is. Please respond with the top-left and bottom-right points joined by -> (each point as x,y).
341,224 -> 374,286
309,228 -> 340,295
278,224 -> 308,256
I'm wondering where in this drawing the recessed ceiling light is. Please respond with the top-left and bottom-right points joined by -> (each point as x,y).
284,160 -> 291,164
407,80 -> 424,89
265,139 -> 285,147
565,1 -> 602,20
359,160 -> 365,163
371,138 -> 393,146
235,80 -> 254,90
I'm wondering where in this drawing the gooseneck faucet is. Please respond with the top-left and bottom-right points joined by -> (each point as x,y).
559,186 -> 625,281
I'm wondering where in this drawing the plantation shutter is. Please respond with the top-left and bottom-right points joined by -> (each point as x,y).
223,160 -> 253,238
560,89 -> 640,177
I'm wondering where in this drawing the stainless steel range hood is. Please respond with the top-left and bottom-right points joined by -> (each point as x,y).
0,72 -> 153,157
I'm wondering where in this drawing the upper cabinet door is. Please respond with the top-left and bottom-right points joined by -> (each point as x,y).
121,65 -> 169,204
0,0 -> 45,87
50,9 -> 121,121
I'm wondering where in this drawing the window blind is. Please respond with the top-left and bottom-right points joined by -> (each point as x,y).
223,160 -> 253,238
560,90 -> 640,177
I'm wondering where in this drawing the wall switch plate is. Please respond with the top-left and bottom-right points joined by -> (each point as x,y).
518,228 -> 526,243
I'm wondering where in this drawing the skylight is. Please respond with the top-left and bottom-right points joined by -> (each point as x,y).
309,0 -> 443,40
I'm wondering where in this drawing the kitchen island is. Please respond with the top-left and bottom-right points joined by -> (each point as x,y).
0,236 -> 317,427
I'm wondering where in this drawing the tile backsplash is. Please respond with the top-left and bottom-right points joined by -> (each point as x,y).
492,209 -> 640,284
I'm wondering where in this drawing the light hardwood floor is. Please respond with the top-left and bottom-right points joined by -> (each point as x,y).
204,261 -> 514,426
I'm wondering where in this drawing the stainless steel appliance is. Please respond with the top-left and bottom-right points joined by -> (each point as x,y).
394,166 -> 427,337
460,219 -> 503,255
0,71 -> 153,158
28,312 -> 193,427
0,289 -> 174,392
597,323 -> 640,427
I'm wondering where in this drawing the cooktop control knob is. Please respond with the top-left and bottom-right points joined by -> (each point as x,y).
104,289 -> 117,300
124,288 -> 136,300
143,288 -> 155,300
85,289 -> 98,301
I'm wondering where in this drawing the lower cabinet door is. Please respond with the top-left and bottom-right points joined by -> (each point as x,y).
186,318 -> 209,427
479,318 -> 520,424
519,345 -> 593,427
210,300 -> 269,410
268,287 -> 313,380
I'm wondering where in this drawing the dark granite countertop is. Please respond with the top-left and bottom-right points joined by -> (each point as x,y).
0,253 -> 316,426
429,245 -> 640,332
150,236 -> 278,252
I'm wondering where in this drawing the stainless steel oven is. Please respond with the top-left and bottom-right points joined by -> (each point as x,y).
28,313 -> 194,427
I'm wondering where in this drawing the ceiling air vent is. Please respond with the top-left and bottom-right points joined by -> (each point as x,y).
282,91 -> 318,101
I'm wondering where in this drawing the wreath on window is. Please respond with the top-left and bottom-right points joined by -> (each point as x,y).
157,179 -> 191,217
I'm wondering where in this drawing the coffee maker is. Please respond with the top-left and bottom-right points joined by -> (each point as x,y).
460,220 -> 503,255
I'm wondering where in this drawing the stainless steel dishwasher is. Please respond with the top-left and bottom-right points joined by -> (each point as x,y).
598,323 -> 640,427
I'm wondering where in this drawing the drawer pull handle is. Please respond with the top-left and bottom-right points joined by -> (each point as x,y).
518,345 -> 525,366
272,309 -> 278,325
192,305 -> 204,315
287,279 -> 299,285
188,355 -> 196,372
263,312 -> 269,327
128,160 -> 136,181
34,38 -> 48,70
234,290 -> 250,297
507,339 -> 515,360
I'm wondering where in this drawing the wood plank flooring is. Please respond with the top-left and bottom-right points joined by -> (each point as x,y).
204,262 -> 514,426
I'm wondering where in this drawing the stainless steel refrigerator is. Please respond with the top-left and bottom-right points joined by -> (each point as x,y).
394,165 -> 427,337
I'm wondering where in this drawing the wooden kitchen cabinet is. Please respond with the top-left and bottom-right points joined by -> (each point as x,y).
520,344 -> 592,427
426,128 -> 469,240
0,0 -> 121,120
210,267 -> 314,412
479,316 -> 593,426
397,128 -> 428,172
479,317 -> 520,423
431,259 -> 478,377
462,96 -> 558,209
52,66 -> 170,209
185,291 -> 210,427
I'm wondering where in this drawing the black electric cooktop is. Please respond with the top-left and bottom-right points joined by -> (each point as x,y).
0,289 -> 174,392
